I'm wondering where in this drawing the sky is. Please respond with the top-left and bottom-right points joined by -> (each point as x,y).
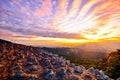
0,0 -> 120,47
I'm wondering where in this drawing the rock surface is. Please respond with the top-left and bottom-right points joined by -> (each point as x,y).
0,39 -> 111,80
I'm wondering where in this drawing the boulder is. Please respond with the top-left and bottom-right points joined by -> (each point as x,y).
104,75 -> 110,80
41,59 -> 51,67
69,63 -> 76,68
66,69 -> 72,75
56,68 -> 66,80
14,71 -> 25,78
27,67 -> 37,73
95,69 -> 101,75
27,57 -> 36,62
60,61 -> 66,67
74,66 -> 83,75
42,69 -> 54,80
70,76 -> 79,80
11,71 -> 26,79
87,67 -> 95,74
28,75 -> 36,80
96,75 -> 104,80
99,70 -> 105,76
83,75 -> 92,80
79,65 -> 86,71
51,58 -> 57,65
66,60 -> 70,65
23,62 -> 33,67
99,70 -> 110,80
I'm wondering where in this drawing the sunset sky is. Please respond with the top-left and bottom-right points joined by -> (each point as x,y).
0,0 -> 120,47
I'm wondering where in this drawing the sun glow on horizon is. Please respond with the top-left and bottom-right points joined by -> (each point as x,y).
12,36 -> 119,47
0,0 -> 120,47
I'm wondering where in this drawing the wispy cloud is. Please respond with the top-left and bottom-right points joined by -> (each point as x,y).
0,0 -> 120,46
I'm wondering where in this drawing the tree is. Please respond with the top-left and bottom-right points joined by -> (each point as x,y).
97,49 -> 120,79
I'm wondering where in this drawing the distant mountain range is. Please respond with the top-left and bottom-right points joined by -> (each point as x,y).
42,41 -> 120,60
76,42 -> 120,53
41,47 -> 106,60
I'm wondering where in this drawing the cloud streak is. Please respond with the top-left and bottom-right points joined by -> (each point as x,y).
0,0 -> 120,46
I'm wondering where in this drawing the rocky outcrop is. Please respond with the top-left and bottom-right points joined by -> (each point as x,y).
0,39 -> 111,80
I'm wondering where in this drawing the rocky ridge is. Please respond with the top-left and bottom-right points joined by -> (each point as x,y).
0,39 -> 111,80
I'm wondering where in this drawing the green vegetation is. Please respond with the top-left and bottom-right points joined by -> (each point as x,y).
97,49 -> 120,79
62,55 -> 98,68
